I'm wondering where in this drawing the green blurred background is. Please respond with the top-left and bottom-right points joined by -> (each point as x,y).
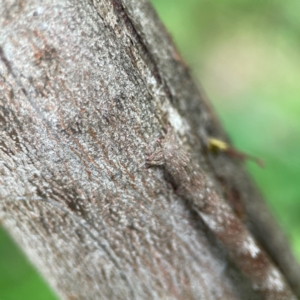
151,0 -> 300,258
1,0 -> 300,299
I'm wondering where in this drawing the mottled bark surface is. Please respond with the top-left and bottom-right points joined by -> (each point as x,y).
0,0 -> 299,299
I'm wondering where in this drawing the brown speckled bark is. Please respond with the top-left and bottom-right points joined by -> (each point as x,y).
0,0 -> 299,299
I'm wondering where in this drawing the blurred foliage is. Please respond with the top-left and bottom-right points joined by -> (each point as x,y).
0,227 -> 57,299
1,0 -> 300,298
152,0 -> 300,260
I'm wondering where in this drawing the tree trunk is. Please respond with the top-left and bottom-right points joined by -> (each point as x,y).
0,0 -> 299,299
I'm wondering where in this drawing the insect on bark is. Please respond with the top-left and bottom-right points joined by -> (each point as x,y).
146,128 -> 296,300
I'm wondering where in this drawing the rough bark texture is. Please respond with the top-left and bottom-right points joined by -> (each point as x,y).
0,0 -> 299,299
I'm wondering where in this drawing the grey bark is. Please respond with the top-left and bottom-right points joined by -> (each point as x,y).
0,0 -> 299,299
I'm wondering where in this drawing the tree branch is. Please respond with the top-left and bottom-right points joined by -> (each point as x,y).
0,0 -> 299,299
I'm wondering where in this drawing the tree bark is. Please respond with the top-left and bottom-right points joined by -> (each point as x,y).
0,0 -> 299,299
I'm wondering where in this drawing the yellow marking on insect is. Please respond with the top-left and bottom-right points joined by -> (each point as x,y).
208,138 -> 229,151
208,137 -> 264,168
